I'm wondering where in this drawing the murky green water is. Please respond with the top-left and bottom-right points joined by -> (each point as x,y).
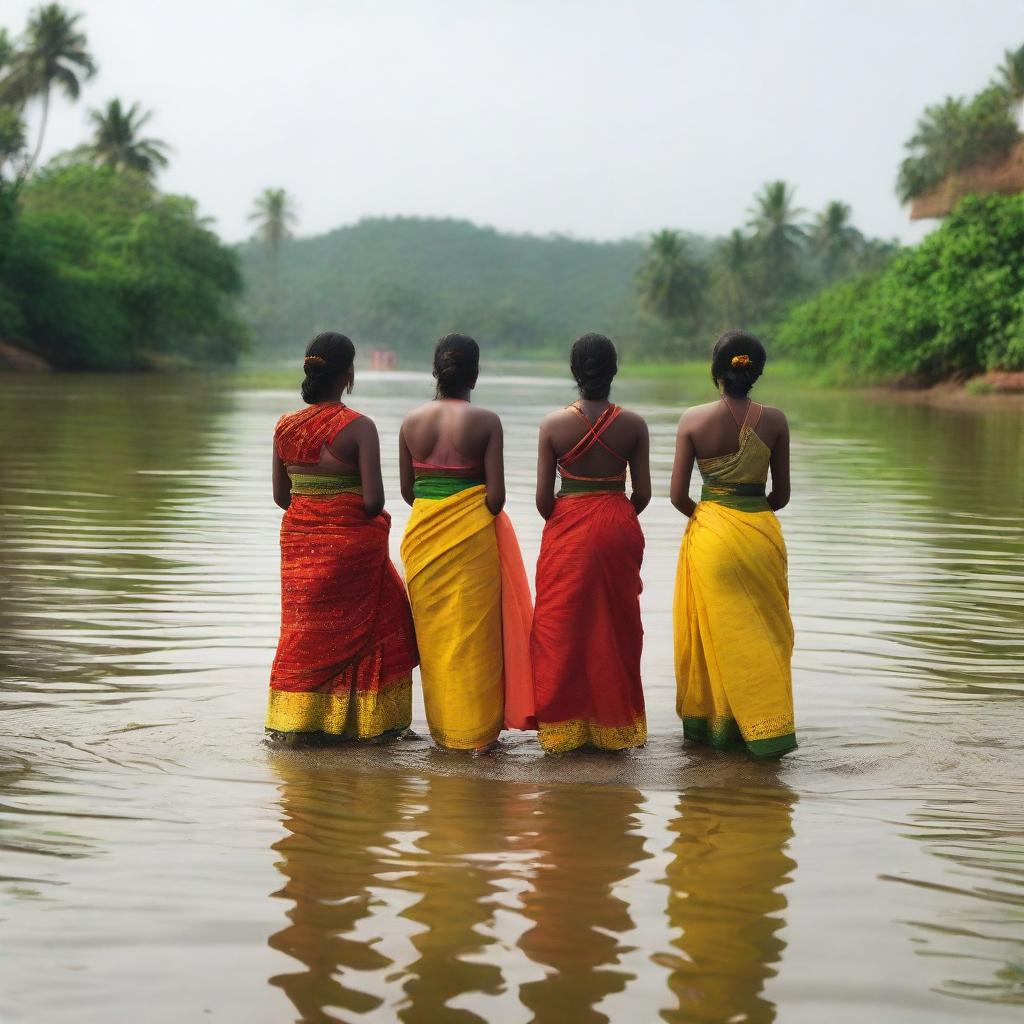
1,369 -> 1022,1023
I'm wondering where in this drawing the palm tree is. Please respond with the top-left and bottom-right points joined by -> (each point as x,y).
249,188 -> 297,256
636,229 -> 705,323
995,43 -> 1024,126
746,181 -> 806,293
710,230 -> 752,324
1,4 -> 96,172
810,201 -> 864,281
85,99 -> 169,176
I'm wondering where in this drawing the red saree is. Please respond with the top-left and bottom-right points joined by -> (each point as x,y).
267,403 -> 418,738
530,491 -> 646,752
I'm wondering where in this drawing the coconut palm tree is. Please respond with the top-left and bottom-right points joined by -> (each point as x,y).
746,180 -> 806,290
1,4 -> 96,172
995,43 -> 1024,126
636,229 -> 706,323
710,230 -> 752,325
810,201 -> 864,281
85,99 -> 169,176
249,188 -> 297,256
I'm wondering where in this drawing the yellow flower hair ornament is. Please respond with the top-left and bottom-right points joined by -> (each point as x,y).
731,354 -> 751,368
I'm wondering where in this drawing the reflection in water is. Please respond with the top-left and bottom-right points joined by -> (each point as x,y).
269,756 -> 537,1023
888,793 -> 1024,1007
1,373 -> 1023,1022
517,784 -> 648,1024
659,787 -> 797,1024
395,772 -> 514,1023
268,758 -> 409,1020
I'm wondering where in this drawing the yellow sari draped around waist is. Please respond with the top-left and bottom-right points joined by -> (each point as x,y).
400,482 -> 533,750
673,426 -> 796,756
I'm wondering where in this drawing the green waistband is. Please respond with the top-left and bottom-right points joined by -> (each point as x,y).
557,477 -> 627,497
413,476 -> 485,500
700,482 -> 769,512
290,473 -> 362,495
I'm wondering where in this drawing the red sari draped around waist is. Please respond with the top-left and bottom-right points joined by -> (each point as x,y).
530,403 -> 646,753
267,403 -> 418,738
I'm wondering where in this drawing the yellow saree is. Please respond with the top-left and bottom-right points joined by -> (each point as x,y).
401,483 -> 504,749
673,424 -> 796,756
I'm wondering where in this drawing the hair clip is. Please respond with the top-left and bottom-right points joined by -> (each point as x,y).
731,354 -> 751,368
304,354 -> 327,366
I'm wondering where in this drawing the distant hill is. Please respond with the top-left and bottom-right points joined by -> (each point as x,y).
238,216 -> 705,359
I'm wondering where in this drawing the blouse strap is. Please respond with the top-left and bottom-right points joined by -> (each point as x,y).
559,404 -> 627,467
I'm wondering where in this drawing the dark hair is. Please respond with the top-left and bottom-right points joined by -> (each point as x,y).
570,333 -> 617,400
711,329 -> 766,397
301,332 -> 355,404
433,333 -> 479,398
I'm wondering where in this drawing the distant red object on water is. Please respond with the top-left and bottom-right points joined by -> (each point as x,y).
371,350 -> 398,370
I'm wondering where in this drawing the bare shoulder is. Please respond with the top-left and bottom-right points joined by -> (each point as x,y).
679,400 -> 719,427
349,413 -> 378,438
615,407 -> 649,434
758,404 -> 789,430
401,401 -> 435,429
540,407 -> 573,429
468,404 -> 502,430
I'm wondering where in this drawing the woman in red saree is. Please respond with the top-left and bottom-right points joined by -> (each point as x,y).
267,332 -> 418,742
531,334 -> 651,753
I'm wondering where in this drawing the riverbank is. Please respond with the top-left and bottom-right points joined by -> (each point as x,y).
0,340 -> 51,372
863,371 -> 1024,410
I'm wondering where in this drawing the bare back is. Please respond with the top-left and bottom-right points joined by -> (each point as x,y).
536,399 -> 651,519
670,397 -> 791,516
399,399 -> 505,514
683,399 -> 785,460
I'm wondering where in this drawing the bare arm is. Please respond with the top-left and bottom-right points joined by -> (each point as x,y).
767,414 -> 791,512
356,419 -> 385,518
535,419 -> 557,520
670,415 -> 697,517
628,418 -> 651,515
483,417 -> 506,516
272,444 -> 291,511
398,425 -> 415,507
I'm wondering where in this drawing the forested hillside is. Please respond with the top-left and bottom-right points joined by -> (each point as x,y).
238,216 -> 683,358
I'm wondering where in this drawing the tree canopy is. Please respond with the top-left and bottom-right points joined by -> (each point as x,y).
0,5 -> 247,369
777,194 -> 1024,381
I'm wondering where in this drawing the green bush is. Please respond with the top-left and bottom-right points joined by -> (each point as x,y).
776,194 -> 1024,382
0,163 -> 248,369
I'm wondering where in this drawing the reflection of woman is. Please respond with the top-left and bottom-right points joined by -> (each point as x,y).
268,759 -> 412,1019
267,332 -> 418,741
660,786 -> 797,1024
269,761 -> 519,1024
671,330 -> 797,756
517,785 -> 647,1021
531,334 -> 651,753
399,334 -> 533,752
396,773 -> 513,1022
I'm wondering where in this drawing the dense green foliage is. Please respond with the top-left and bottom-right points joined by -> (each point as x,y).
0,5 -> 247,369
0,164 -> 246,368
630,181 -> 894,358
239,216 -> 658,358
897,45 -> 1024,202
776,194 -> 1024,381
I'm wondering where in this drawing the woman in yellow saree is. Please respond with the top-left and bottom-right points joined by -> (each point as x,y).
399,334 -> 534,752
670,330 -> 796,757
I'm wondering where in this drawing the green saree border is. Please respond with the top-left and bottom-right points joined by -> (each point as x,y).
683,716 -> 797,759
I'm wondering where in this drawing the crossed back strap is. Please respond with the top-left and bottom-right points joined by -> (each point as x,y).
559,403 -> 627,469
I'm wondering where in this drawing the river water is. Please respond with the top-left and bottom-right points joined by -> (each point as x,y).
1,369 -> 1022,1023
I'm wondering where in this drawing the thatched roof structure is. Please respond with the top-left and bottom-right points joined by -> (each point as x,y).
910,140 -> 1024,219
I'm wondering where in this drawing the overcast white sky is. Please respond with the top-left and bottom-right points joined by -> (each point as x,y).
6,0 -> 1023,244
